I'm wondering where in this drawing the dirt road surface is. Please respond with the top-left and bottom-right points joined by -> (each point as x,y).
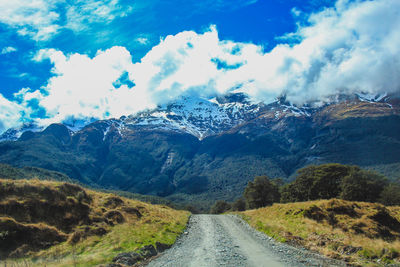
146,214 -> 345,267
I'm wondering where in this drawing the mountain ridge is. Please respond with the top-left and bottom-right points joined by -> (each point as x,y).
1,92 -> 398,142
0,92 -> 399,210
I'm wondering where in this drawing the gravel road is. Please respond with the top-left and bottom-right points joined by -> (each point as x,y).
146,214 -> 346,267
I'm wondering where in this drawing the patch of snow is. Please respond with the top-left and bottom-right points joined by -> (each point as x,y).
123,94 -> 263,139
0,123 -> 44,142
281,103 -> 310,117
357,92 -> 387,102
209,97 -> 218,104
161,151 -> 175,173
64,118 -> 96,133
116,121 -> 125,137
103,126 -> 111,141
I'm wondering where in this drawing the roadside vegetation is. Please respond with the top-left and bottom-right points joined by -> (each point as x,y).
0,163 -> 179,207
0,178 -> 189,266
210,163 -> 400,214
241,199 -> 400,265
209,163 -> 400,265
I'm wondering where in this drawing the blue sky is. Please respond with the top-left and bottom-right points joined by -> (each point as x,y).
0,0 -> 336,98
0,0 -> 399,133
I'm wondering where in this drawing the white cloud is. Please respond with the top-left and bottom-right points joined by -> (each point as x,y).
136,37 -> 150,45
65,0 -> 133,32
0,0 -> 132,41
291,7 -> 301,17
1,46 -> 17,55
277,0 -> 400,104
29,46 -> 140,126
1,0 -> 400,133
0,0 -> 60,41
126,0 -> 400,105
0,93 -> 26,133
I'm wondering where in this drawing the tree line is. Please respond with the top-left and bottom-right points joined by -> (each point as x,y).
210,163 -> 400,214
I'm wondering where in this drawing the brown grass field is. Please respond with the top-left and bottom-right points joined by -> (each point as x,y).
239,199 -> 400,266
0,178 -> 189,266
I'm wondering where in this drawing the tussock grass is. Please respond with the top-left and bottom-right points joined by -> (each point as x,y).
240,199 -> 400,265
318,101 -> 399,122
0,178 -> 189,266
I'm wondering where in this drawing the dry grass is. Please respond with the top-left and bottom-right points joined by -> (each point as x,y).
316,101 -> 399,125
239,199 -> 400,266
0,178 -> 190,266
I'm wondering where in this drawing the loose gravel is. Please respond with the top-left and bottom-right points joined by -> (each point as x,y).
146,214 -> 346,267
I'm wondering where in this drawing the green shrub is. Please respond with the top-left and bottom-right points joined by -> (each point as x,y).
281,164 -> 356,202
210,200 -> 231,214
231,197 -> 246,211
380,184 -> 400,206
340,170 -> 387,202
280,163 -> 388,204
244,176 -> 280,209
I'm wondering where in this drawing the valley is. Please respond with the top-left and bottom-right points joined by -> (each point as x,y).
0,93 -> 399,210
0,93 -> 399,264
1,165 -> 400,266
1,0 -> 399,266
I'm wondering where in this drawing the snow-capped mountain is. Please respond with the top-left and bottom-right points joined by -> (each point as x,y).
0,118 -> 99,142
1,92 -> 397,142
86,92 -> 317,142
124,93 -> 264,139
0,92 -> 399,209
0,123 -> 44,142
356,92 -> 388,103
0,93 -> 263,141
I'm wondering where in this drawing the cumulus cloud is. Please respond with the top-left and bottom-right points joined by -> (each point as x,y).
0,94 -> 27,133
29,46 -> 140,126
276,0 -> 400,104
1,46 -> 18,55
2,0 -> 400,133
0,0 -> 132,41
124,0 -> 400,105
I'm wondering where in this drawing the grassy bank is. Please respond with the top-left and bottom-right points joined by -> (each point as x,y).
239,199 -> 400,266
0,179 -> 190,266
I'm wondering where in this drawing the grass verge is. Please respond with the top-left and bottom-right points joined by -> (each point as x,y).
238,199 -> 400,266
0,178 -> 190,266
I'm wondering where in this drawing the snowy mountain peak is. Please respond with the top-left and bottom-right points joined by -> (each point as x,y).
1,92 -> 397,143
0,122 -> 44,142
122,93 -> 263,139
356,92 -> 388,103
63,117 -> 100,132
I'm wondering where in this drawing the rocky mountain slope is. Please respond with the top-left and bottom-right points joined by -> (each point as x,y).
0,92 -> 399,210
